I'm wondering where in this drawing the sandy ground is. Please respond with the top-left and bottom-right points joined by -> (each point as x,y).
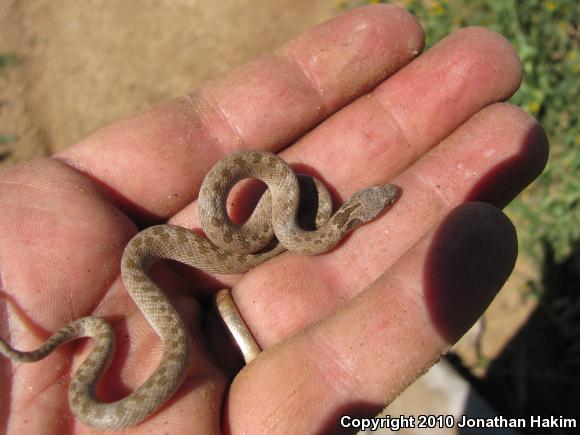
0,0 -> 538,430
0,0 -> 338,164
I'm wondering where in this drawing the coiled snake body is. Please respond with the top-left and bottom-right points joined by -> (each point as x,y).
0,150 -> 399,430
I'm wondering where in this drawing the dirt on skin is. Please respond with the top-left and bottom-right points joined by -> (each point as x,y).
0,0 -> 540,428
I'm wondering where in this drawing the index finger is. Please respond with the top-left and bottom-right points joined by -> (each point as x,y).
56,5 -> 424,219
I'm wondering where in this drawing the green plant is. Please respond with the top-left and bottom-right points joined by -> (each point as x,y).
0,135 -> 17,145
0,52 -> 21,69
0,52 -> 21,159
343,0 -> 580,263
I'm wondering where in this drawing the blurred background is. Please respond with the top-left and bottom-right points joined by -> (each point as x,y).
1,1 -> 578,433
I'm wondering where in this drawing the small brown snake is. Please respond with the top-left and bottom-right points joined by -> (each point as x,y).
0,150 -> 399,430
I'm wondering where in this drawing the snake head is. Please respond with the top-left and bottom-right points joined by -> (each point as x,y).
341,184 -> 400,231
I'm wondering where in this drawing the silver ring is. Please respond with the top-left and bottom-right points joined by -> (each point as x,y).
214,289 -> 261,364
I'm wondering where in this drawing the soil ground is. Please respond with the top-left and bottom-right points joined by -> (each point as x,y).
0,0 -> 340,162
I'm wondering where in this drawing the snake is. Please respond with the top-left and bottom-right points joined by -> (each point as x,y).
0,150 -> 399,430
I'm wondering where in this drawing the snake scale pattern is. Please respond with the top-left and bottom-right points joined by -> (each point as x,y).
0,150 -> 399,430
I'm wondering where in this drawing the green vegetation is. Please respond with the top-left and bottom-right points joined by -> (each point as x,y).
343,0 -> 579,264
0,135 -> 17,145
343,0 -> 580,416
0,52 -> 21,159
0,52 -> 21,69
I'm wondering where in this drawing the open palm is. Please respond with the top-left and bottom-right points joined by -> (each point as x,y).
0,5 -> 547,434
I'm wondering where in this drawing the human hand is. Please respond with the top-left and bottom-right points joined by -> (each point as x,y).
0,5 -> 547,434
